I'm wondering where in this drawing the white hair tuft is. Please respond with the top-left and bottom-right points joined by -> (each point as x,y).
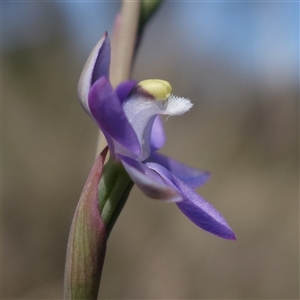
164,95 -> 193,116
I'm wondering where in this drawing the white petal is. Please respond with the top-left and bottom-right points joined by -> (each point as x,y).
122,93 -> 192,161
123,97 -> 161,160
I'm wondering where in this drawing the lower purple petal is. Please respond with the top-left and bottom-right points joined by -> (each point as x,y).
89,77 -> 141,156
175,179 -> 236,240
148,153 -> 211,188
147,162 -> 235,240
119,155 -> 181,202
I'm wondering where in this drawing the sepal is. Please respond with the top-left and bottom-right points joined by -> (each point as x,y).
64,147 -> 108,300
98,157 -> 133,237
78,32 -> 110,117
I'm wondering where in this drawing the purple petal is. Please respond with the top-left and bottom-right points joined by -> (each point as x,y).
148,152 -> 211,188
119,155 -> 181,202
91,32 -> 110,85
89,77 -> 141,156
78,32 -> 110,116
147,162 -> 235,240
115,80 -> 137,103
150,116 -> 166,150
176,182 -> 236,240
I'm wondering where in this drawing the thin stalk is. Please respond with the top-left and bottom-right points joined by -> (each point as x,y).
95,0 -> 141,156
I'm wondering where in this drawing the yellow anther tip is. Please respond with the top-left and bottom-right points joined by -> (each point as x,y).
138,79 -> 172,100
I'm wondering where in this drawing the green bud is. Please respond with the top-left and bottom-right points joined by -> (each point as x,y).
139,0 -> 164,33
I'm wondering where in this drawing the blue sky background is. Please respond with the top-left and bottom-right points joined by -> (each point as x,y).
3,1 -> 299,86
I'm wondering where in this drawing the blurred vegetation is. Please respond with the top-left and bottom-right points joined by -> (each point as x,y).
3,2 -> 298,299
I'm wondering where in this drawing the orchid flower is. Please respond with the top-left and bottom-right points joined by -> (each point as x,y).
78,32 -> 235,240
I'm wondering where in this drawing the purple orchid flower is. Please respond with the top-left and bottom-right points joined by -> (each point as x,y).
78,32 -> 235,240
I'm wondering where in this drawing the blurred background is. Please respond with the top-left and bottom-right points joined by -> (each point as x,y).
3,1 -> 299,299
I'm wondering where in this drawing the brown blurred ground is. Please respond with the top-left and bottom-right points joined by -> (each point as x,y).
3,2 -> 299,299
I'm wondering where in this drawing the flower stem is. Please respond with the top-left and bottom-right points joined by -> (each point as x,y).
95,0 -> 141,156
110,0 -> 140,87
